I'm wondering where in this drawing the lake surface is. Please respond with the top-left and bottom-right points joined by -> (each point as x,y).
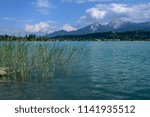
0,41 -> 150,100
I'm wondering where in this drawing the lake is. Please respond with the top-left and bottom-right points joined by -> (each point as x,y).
0,41 -> 150,100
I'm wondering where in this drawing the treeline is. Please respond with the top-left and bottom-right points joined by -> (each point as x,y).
0,34 -> 49,41
51,31 -> 150,41
0,31 -> 150,41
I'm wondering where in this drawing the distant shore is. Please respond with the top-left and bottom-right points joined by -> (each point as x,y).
0,31 -> 150,41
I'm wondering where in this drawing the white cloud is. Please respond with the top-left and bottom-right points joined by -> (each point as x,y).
78,2 -> 150,25
25,22 -> 54,33
3,17 -> 14,20
36,0 -> 50,8
111,3 -> 133,14
87,8 -> 108,19
34,0 -> 54,15
2,17 -> 32,23
62,24 -> 77,32
61,0 -> 112,3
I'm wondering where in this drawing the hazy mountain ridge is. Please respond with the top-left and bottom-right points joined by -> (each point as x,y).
48,19 -> 150,37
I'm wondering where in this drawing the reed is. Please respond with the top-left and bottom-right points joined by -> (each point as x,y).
0,41 -> 86,82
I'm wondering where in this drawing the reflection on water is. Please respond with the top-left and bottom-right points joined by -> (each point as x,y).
0,41 -> 150,100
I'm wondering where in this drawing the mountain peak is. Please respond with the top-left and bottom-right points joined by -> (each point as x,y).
48,20 -> 150,37
108,19 -> 127,29
89,22 -> 101,32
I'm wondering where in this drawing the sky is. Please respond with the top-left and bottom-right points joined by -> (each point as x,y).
0,0 -> 150,35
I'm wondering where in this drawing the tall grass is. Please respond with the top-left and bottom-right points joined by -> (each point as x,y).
0,41 -> 87,82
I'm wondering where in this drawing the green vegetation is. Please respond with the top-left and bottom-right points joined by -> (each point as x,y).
1,31 -> 150,41
51,31 -> 150,41
0,34 -> 48,41
0,41 -> 86,82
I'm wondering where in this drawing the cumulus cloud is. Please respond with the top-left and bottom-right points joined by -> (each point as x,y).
25,22 -> 56,33
62,24 -> 77,32
111,4 -> 133,14
78,2 -> 150,25
87,8 -> 108,19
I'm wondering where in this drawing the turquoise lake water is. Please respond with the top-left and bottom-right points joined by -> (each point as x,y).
0,41 -> 150,100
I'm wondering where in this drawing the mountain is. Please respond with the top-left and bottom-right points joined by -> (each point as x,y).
48,22 -> 103,37
74,22 -> 103,34
107,19 -> 150,32
48,19 -> 150,37
48,30 -> 68,37
108,19 -> 128,29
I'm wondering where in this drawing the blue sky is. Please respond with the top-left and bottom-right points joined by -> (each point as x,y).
0,0 -> 150,35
